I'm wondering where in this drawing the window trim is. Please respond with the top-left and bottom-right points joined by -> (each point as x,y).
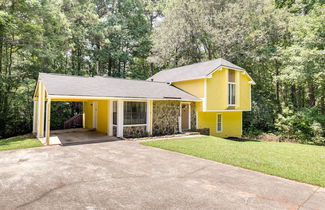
228,82 -> 236,106
216,113 -> 222,133
123,101 -> 147,126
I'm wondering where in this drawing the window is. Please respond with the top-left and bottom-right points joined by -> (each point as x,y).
228,83 -> 236,105
113,101 -> 117,125
124,102 -> 146,125
217,113 -> 222,132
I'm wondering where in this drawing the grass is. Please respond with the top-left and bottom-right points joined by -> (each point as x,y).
141,136 -> 325,187
0,135 -> 43,151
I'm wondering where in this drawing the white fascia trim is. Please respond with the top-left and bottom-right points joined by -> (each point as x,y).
206,66 -> 245,77
48,95 -> 201,102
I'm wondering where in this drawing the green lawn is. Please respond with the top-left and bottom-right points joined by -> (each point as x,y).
0,135 -> 43,151
141,136 -> 325,187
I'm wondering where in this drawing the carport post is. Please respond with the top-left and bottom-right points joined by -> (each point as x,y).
45,98 -> 51,145
33,100 -> 38,134
117,100 -> 124,138
37,81 -> 45,138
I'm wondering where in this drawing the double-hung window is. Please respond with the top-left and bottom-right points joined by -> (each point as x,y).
228,82 -> 236,106
124,102 -> 147,125
216,113 -> 222,132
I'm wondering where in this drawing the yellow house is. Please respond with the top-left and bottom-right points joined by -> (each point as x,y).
33,58 -> 254,144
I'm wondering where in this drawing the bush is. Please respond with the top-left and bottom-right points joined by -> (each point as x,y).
275,107 -> 325,145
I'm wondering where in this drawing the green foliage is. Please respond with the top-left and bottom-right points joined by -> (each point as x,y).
276,107 -> 325,144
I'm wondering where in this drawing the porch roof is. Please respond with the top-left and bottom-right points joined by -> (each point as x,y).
39,73 -> 200,101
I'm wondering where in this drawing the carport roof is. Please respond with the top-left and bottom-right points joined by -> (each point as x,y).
39,73 -> 200,101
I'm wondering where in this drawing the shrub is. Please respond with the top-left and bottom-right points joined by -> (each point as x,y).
275,107 -> 325,145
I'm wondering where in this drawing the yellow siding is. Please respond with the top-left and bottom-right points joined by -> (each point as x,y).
84,101 -> 93,129
173,79 -> 205,98
206,68 -> 228,110
83,100 -> 109,134
238,73 -> 251,110
97,100 -> 108,134
206,68 -> 251,111
196,101 -> 203,112
198,111 -> 242,138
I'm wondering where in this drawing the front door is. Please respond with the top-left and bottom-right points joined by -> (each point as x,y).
181,104 -> 190,131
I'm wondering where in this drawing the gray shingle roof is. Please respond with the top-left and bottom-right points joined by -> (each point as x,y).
148,58 -> 245,82
39,73 -> 200,101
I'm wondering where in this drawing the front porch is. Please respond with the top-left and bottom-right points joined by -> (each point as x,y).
39,128 -> 119,146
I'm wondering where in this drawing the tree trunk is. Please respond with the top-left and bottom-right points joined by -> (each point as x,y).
150,63 -> 154,77
275,66 -> 282,113
0,27 -> 3,73
308,82 -> 316,107
77,47 -> 81,75
321,85 -> 325,114
291,84 -> 297,109
107,57 -> 112,76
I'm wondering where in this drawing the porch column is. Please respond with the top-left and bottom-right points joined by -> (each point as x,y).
146,100 -> 153,135
82,102 -> 85,128
178,103 -> 182,133
45,98 -> 51,145
117,100 -> 124,138
107,100 -> 111,136
33,100 -> 38,134
37,81 -> 45,138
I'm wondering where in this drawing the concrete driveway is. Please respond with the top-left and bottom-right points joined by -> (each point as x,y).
0,141 -> 324,210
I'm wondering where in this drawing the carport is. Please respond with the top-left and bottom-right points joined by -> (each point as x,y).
32,74 -> 115,145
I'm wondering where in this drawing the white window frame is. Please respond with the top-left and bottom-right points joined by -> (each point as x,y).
123,101 -> 148,126
228,82 -> 236,106
216,113 -> 222,133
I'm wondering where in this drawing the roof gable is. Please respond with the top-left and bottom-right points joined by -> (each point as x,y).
38,73 -> 199,101
148,58 -> 253,83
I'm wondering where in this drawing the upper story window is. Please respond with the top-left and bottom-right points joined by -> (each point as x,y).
228,83 -> 236,105
228,70 -> 236,106
124,102 -> 146,125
